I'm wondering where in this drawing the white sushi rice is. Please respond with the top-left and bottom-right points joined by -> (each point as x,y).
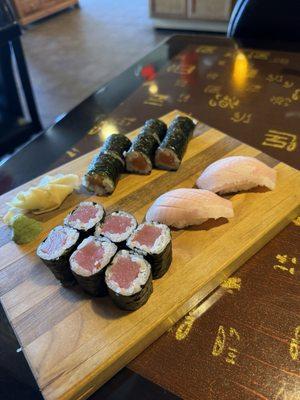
127,222 -> 171,255
105,250 -> 151,296
70,236 -> 117,277
37,225 -> 79,261
95,211 -> 137,242
82,174 -> 115,195
64,201 -> 104,231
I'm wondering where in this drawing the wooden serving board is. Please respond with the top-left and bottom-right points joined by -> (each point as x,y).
0,110 -> 299,400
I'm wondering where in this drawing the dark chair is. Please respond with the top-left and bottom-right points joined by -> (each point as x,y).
227,0 -> 300,41
0,0 -> 42,157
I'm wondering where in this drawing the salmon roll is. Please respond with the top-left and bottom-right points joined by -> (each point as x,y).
155,116 -> 195,171
82,152 -> 124,195
37,225 -> 80,286
127,222 -> 172,279
64,201 -> 105,239
125,119 -> 167,175
95,211 -> 137,249
99,134 -> 131,164
70,236 -> 117,296
105,250 -> 153,311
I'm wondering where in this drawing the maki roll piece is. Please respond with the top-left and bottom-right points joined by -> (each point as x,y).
99,134 -> 131,164
125,129 -> 158,175
144,119 -> 167,143
105,250 -> 153,311
82,152 -> 124,195
95,211 -> 137,249
127,222 -> 172,279
70,236 -> 117,296
155,116 -> 195,171
64,201 -> 105,239
37,225 -> 80,286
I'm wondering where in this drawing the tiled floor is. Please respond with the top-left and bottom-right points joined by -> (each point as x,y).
22,0 -> 169,128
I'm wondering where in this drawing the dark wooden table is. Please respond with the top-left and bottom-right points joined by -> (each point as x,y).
0,34 -> 299,400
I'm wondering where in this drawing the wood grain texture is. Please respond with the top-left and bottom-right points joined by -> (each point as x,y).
0,110 -> 299,400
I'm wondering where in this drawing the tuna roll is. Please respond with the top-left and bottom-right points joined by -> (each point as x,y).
155,116 -> 195,171
37,225 -> 80,286
127,222 -> 172,279
82,152 -> 124,195
144,119 -> 167,143
125,119 -> 167,175
64,201 -> 105,238
70,236 -> 117,296
105,250 -> 153,311
99,134 -> 131,164
95,211 -> 137,248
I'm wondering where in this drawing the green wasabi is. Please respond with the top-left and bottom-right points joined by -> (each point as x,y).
12,215 -> 42,245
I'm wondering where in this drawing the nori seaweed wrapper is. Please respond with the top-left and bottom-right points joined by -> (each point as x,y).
168,116 -> 195,136
39,241 -> 79,287
143,241 -> 172,279
72,268 -> 108,297
144,119 -> 167,142
107,273 -> 153,311
99,134 -> 131,163
155,116 -> 195,170
84,153 -> 124,194
129,129 -> 158,160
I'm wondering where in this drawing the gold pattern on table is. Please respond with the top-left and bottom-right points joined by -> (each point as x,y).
204,85 -> 222,94
117,117 -> 137,127
230,112 -> 252,124
196,45 -> 217,54
246,68 -> 258,78
218,60 -> 226,66
262,129 -> 297,151
289,326 -> 300,361
206,72 -> 219,80
292,89 -> 300,101
270,96 -> 292,107
208,94 -> 240,109
245,83 -> 262,93
224,51 -> 234,58
266,74 -> 295,89
221,277 -> 241,293
273,254 -> 297,275
269,57 -> 290,65
66,147 -> 80,158
166,63 -> 196,75
177,93 -> 191,103
175,78 -> 188,88
144,93 -> 169,107
175,303 -> 205,341
246,50 -> 270,60
212,325 -> 240,365
293,217 -> 300,226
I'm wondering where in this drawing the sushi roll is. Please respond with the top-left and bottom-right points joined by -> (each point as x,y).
99,133 -> 131,164
127,222 -> 172,279
125,119 -> 167,175
95,210 -> 137,249
144,119 -> 167,143
105,249 -> 153,311
82,152 -> 124,195
70,236 -> 117,296
64,201 -> 105,239
37,225 -> 80,286
155,116 -> 195,171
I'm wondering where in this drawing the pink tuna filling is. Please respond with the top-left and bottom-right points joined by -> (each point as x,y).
67,205 -> 98,224
133,225 -> 162,248
73,242 -> 105,272
101,215 -> 132,235
110,256 -> 140,289
41,228 -> 67,255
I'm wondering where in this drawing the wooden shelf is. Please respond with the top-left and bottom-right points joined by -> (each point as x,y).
11,0 -> 79,26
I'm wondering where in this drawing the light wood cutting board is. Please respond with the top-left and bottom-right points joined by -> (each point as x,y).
0,110 -> 299,400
